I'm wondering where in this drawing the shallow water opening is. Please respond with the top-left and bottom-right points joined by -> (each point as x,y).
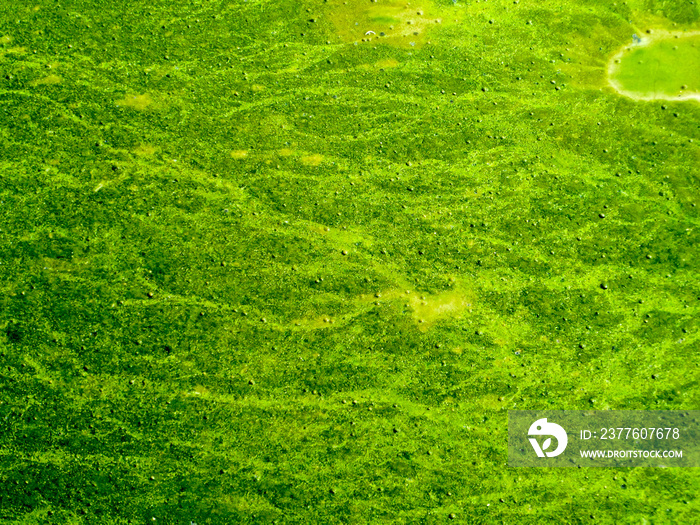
608,31 -> 700,102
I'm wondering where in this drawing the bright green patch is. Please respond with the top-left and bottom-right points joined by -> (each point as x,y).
609,31 -> 700,101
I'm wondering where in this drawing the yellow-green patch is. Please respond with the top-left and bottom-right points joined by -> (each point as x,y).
29,74 -> 62,86
115,93 -> 158,110
133,144 -> 158,156
230,149 -> 249,159
406,286 -> 476,330
609,31 -> 700,102
321,0 -> 454,49
300,153 -> 324,166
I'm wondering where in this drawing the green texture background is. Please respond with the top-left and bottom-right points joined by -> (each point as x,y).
1,0 -> 699,523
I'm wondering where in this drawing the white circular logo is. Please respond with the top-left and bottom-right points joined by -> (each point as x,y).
528,418 -> 568,457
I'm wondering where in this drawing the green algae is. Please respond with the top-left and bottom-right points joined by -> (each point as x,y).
0,0 -> 699,523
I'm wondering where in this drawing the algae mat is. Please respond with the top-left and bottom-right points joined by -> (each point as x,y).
1,0 -> 700,523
